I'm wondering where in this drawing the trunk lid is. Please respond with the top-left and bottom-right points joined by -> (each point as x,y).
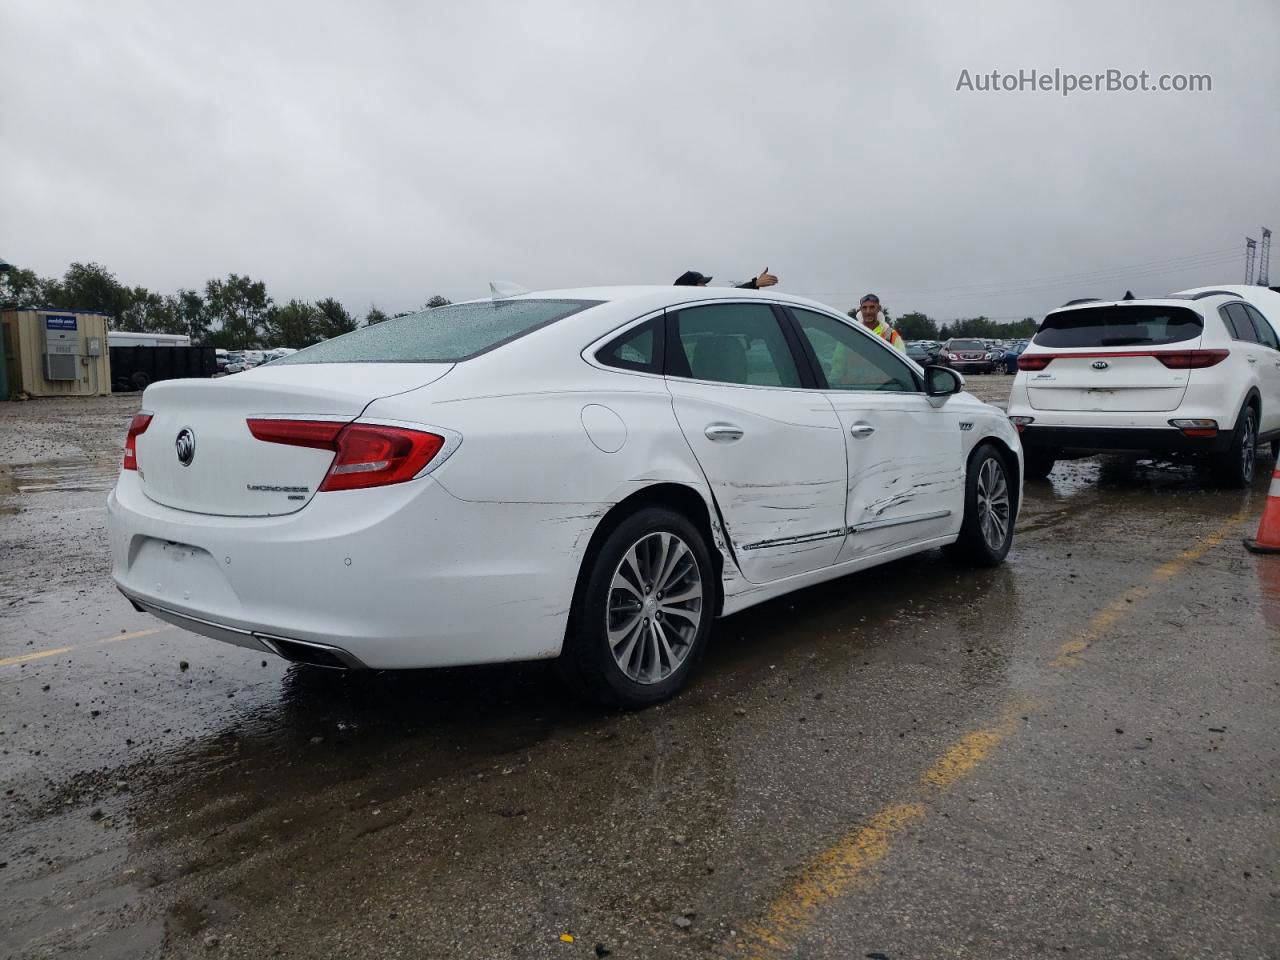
1024,352 -> 1195,412
1024,302 -> 1203,413
133,363 -> 453,516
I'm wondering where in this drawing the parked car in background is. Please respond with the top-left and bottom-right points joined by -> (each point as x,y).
1008,290 -> 1280,485
1002,340 -> 1027,374
906,341 -> 941,366
109,286 -> 1022,707
942,338 -> 997,374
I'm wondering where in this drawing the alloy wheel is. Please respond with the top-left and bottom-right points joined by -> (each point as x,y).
606,531 -> 703,684
976,456 -> 1011,552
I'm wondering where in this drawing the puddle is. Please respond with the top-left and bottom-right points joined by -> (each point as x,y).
0,456 -> 120,496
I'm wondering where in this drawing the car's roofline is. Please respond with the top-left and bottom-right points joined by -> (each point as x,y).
1046,296 -> 1219,315
445,285 -> 856,317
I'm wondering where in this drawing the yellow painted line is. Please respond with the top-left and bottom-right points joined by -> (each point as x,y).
739,700 -> 1031,957
0,625 -> 174,668
1050,507 -> 1251,667
736,507 -> 1251,957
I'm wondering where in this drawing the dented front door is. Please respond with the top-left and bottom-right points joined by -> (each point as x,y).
827,392 -> 965,562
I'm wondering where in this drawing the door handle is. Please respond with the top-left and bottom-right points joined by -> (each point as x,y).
1248,356 -> 1258,363
849,422 -> 876,439
704,423 -> 744,442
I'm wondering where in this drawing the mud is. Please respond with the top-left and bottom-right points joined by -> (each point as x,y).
2,380 -> 1277,959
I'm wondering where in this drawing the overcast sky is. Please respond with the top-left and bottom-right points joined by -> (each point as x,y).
3,0 -> 1277,323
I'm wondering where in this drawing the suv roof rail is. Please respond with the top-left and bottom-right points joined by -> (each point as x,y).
1060,298 -> 1102,307
1186,289 -> 1241,300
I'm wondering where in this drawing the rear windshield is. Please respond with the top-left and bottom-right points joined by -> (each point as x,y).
948,340 -> 984,350
1034,305 -> 1202,349
276,299 -> 601,364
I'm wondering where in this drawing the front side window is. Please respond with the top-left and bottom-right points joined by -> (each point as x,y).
1244,304 -> 1280,351
667,303 -> 802,388
276,299 -> 601,364
792,308 -> 917,392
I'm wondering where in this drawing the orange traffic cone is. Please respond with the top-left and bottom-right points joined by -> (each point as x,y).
1245,467 -> 1280,554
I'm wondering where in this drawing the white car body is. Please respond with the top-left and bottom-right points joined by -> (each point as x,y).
108,286 -> 1020,678
1007,288 -> 1280,479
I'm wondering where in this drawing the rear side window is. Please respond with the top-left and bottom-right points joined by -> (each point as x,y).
276,299 -> 600,364
1034,305 -> 1203,349
1222,303 -> 1260,344
667,303 -> 802,388
597,318 -> 662,373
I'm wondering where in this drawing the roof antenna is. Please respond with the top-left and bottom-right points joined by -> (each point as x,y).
1122,290 -> 1135,300
490,280 -> 530,300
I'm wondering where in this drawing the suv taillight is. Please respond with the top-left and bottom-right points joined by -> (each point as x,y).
1153,350 -> 1229,369
123,412 -> 153,470
1017,355 -> 1053,371
246,419 -> 446,491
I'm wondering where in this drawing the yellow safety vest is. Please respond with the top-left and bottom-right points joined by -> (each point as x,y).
871,321 -> 905,352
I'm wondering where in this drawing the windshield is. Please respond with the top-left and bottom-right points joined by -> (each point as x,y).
276,299 -> 601,364
948,340 -> 984,350
1034,305 -> 1203,348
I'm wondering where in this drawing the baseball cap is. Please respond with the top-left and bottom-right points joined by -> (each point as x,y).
674,271 -> 712,286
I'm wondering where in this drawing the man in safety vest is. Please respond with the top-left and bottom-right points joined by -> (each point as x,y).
856,293 -> 905,353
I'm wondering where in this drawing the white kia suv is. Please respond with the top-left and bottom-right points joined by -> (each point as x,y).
1007,290 -> 1280,487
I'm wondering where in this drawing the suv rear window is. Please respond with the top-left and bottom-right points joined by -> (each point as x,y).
1034,305 -> 1203,349
276,299 -> 601,364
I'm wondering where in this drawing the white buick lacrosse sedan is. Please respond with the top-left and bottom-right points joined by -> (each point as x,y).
108,286 -> 1021,706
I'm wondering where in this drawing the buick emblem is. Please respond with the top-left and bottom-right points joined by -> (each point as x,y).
175,427 -> 196,466
1091,360 -> 1110,370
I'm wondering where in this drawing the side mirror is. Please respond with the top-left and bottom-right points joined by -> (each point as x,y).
924,365 -> 963,397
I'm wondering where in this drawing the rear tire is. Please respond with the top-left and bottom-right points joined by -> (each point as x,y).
558,506 -> 714,708
130,371 -> 151,391
1211,404 -> 1257,489
946,443 -> 1015,567
1023,449 -> 1057,481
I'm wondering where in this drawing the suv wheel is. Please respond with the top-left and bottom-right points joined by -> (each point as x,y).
1211,404 -> 1257,489
945,443 -> 1015,567
559,506 -> 714,707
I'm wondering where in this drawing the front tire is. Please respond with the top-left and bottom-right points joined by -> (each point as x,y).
1211,404 -> 1257,489
559,506 -> 714,708
946,443 -> 1015,567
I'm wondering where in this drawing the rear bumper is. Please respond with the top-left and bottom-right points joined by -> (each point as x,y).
107,471 -> 598,669
1019,425 -> 1232,455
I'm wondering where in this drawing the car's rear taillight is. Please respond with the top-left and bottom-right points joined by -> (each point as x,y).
1017,354 -> 1053,371
1153,350 -> 1229,369
1017,349 -> 1228,371
123,412 -> 153,470
246,419 -> 446,492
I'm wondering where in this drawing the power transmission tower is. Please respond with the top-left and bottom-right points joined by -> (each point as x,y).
1259,228 -> 1272,286
1246,238 -> 1257,284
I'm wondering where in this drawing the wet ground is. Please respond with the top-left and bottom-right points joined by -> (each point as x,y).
1,380 -> 1277,959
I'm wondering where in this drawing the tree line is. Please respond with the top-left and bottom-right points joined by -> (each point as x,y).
0,261 -> 1041,349
0,262 -> 451,350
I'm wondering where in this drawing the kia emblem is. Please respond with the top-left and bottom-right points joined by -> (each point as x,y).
1091,360 -> 1110,370
175,427 -> 196,466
